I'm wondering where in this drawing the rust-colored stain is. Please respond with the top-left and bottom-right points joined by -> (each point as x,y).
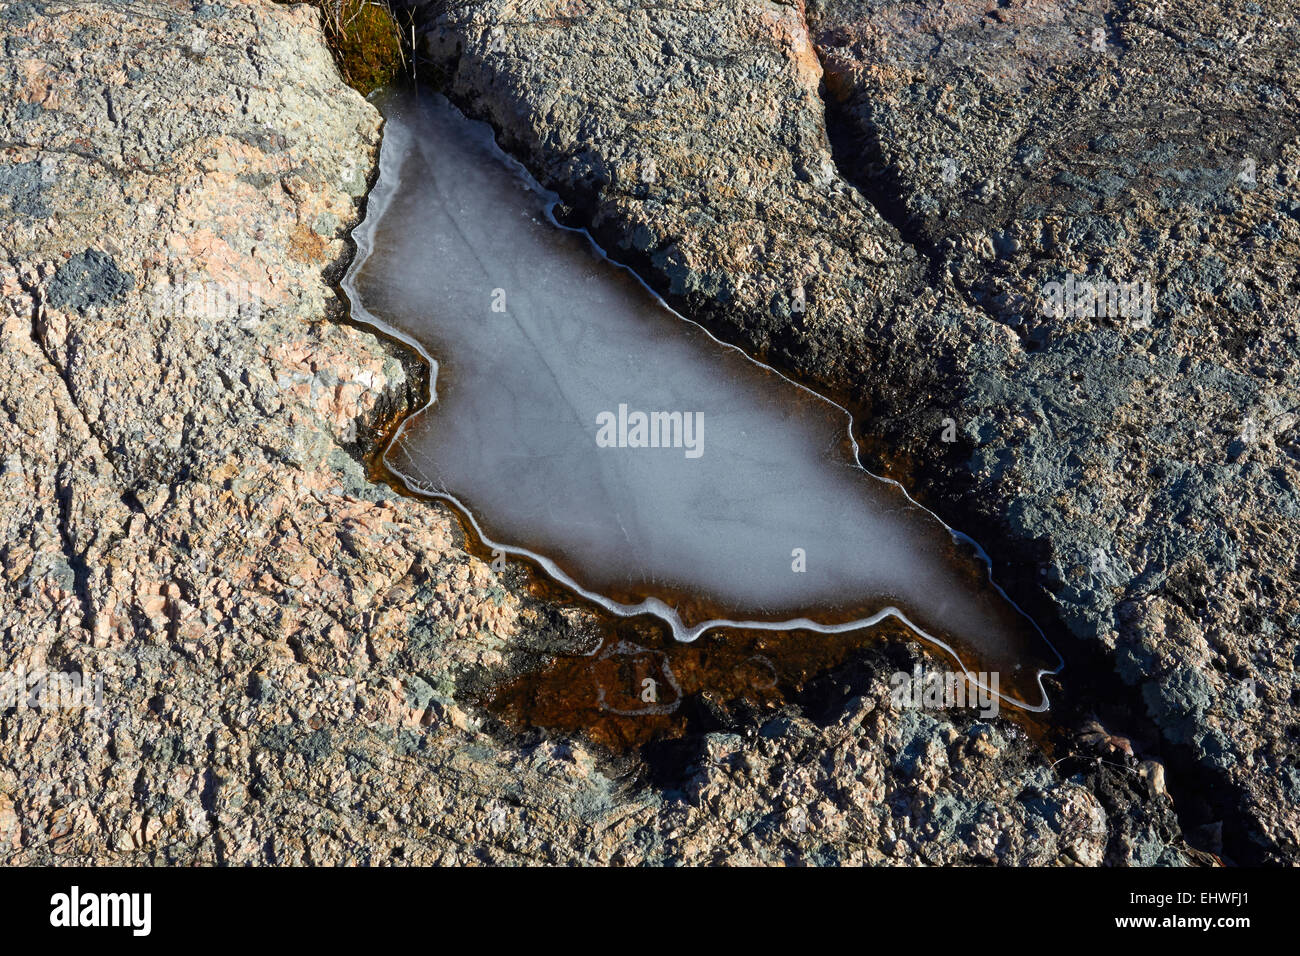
289,222 -> 329,263
487,620 -> 896,750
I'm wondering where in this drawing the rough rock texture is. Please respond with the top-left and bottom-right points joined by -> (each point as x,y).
811,0 -> 1300,862
0,0 -> 1239,865
414,0 -> 1299,862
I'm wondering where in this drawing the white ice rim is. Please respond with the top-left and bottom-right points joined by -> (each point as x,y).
341,91 -> 1065,714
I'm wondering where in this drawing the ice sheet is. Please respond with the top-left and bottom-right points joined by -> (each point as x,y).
343,91 -> 1062,710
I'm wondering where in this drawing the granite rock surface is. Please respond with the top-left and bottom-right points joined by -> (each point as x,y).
0,0 -> 1282,864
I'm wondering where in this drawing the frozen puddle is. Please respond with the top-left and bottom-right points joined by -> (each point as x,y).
344,91 -> 1062,711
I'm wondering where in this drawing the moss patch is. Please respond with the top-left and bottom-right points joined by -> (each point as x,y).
313,0 -> 405,96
